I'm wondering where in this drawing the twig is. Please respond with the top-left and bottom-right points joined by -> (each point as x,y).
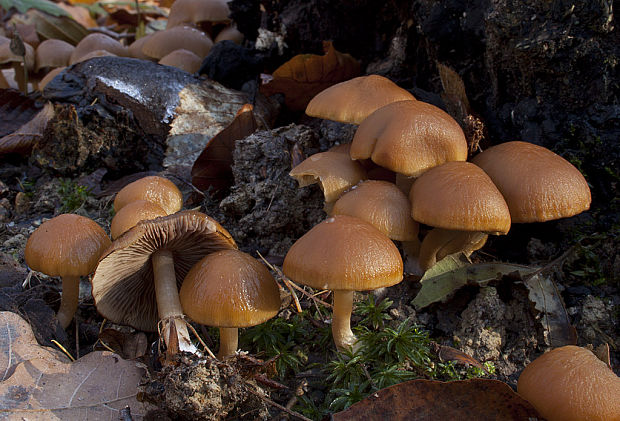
51,340 -> 75,361
185,320 -> 217,359
244,383 -> 313,421
257,251 -> 302,313
522,245 -> 576,282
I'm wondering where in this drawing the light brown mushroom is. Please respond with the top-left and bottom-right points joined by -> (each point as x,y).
305,74 -> 416,125
283,215 -> 403,351
25,214 -> 111,329
166,0 -> 231,30
69,33 -> 127,65
128,34 -> 155,60
180,249 -> 281,359
142,26 -> 213,60
39,67 -> 66,91
517,346 -> 620,421
159,49 -> 202,73
110,200 -> 167,239
113,175 -> 183,215
35,39 -> 74,72
0,37 -> 35,92
214,26 -> 244,44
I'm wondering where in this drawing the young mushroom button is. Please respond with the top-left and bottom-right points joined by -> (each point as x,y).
113,175 -> 183,215
179,249 -> 281,359
283,215 -> 403,351
25,214 -> 111,329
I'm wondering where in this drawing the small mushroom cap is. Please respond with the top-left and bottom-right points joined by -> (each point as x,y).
35,39 -> 74,71
471,141 -> 592,223
289,151 -> 367,203
113,175 -> 183,215
166,0 -> 231,29
180,249 -> 281,328
517,346 -> 620,421
72,49 -> 117,64
305,75 -> 416,124
128,34 -> 154,60
332,180 -> 418,241
40,67 -> 66,90
351,100 -> 468,177
159,49 -> 202,73
110,200 -> 167,240
142,26 -> 213,60
410,161 -> 511,234
283,215 -> 403,291
214,26 -> 244,44
69,33 -> 127,65
0,38 -> 35,70
25,214 -> 111,277
92,211 -> 237,331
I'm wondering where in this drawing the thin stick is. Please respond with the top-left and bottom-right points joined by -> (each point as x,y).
244,383 -> 313,421
185,320 -> 217,359
51,340 -> 75,362
257,251 -> 302,313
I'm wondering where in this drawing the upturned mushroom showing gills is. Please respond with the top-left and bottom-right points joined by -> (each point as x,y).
410,161 -> 511,272
92,211 -> 237,354
25,214 -> 111,329
517,346 -> 620,421
180,249 -> 281,359
283,215 -> 403,351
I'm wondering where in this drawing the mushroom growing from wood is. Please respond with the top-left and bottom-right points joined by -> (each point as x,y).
283,215 -> 403,351
25,214 -> 111,329
180,249 -> 281,359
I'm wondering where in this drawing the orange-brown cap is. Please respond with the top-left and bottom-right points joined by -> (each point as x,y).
142,26 -> 213,60
350,100 -> 468,177
471,141 -> 592,223
517,346 -> 620,421
180,249 -> 280,327
110,200 -> 167,239
35,39 -> 74,71
113,175 -> 183,215
25,214 -> 111,277
166,0 -> 231,29
289,151 -> 367,203
305,75 -> 416,124
158,49 -> 202,73
410,161 -> 511,234
283,215 -> 403,291
331,180 -> 418,241
128,34 -> 154,60
69,33 -> 127,65
92,210 -> 237,331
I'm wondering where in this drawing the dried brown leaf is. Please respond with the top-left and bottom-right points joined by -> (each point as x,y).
260,41 -> 360,111
0,88 -> 40,137
0,102 -> 54,155
98,329 -> 148,360
191,103 -> 258,193
434,342 -> 487,373
332,379 -> 542,420
29,10 -> 89,44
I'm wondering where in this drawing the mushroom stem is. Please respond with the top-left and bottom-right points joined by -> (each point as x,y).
217,327 -> 238,359
418,229 -> 488,272
401,238 -> 422,275
332,290 -> 358,352
57,275 -> 80,329
152,249 -> 196,353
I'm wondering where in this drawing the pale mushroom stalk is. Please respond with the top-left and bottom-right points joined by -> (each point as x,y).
217,327 -> 238,359
418,229 -> 488,272
152,249 -> 196,353
56,275 -> 80,329
332,290 -> 358,352
401,238 -> 421,274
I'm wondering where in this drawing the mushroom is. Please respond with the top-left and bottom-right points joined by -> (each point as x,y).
69,33 -> 127,65
91,211 -> 236,353
471,141 -> 591,223
214,26 -> 244,45
289,151 -> 367,212
0,36 -> 35,92
159,49 -> 202,73
166,0 -> 231,32
128,34 -> 155,60
517,346 -> 620,421
35,39 -> 74,72
109,200 -> 167,239
113,175 -> 183,215
283,215 -> 403,351
305,74 -> 416,125
142,26 -> 213,60
40,67 -> 66,91
25,214 -> 111,329
72,50 -> 117,64
410,161 -> 511,272
179,249 -> 281,359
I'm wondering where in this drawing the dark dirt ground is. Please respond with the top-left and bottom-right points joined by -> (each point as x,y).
0,0 -> 618,419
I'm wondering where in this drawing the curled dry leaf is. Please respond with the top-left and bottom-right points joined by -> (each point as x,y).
0,88 -> 40,137
191,103 -> 258,193
332,379 -> 542,420
260,41 -> 361,111
432,342 -> 488,373
97,329 -> 148,360
0,102 -> 55,155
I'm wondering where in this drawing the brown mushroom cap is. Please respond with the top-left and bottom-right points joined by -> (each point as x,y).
517,346 -> 620,421
110,200 -> 167,240
72,49 -> 117,64
331,180 -> 418,241
180,249 -> 280,327
39,67 -> 66,90
113,175 -> 183,215
289,151 -> 368,203
25,214 -> 111,277
283,215 -> 403,291
158,49 -> 202,73
166,0 -> 231,29
410,161 -> 511,234
91,210 -> 237,331
128,34 -> 154,60
69,33 -> 127,65
35,39 -> 74,71
214,26 -> 244,44
305,75 -> 416,124
350,100 -> 468,177
142,26 -> 213,60
0,39 -> 35,70
471,141 -> 592,223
